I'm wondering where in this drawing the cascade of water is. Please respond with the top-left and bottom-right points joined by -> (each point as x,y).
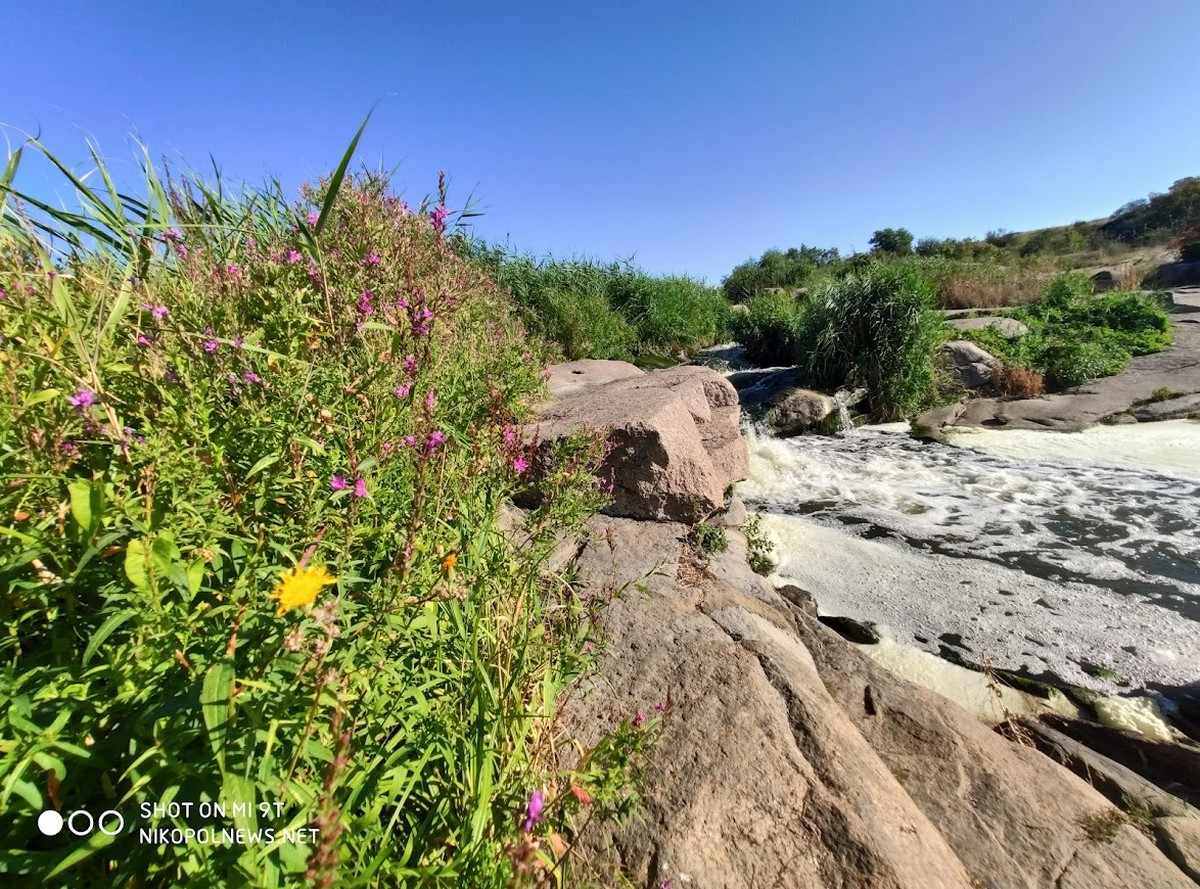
832,388 -> 866,435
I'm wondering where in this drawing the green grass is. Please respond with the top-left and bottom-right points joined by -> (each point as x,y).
477,251 -> 730,363
0,136 -> 658,887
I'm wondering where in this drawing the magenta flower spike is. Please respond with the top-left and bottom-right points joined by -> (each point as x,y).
522,790 -> 545,832
330,476 -> 348,491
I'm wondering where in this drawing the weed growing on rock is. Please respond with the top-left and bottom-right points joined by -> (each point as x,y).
687,521 -> 728,560
1079,808 -> 1128,844
743,514 -> 776,576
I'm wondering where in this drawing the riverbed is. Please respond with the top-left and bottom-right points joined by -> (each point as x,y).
735,421 -> 1200,700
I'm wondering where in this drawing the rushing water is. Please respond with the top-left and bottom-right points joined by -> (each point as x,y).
735,420 -> 1200,696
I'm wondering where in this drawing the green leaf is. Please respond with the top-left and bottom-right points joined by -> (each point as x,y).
123,539 -> 150,592
67,478 -> 102,540
201,661 -> 236,775
22,388 -> 61,408
246,454 -> 281,480
313,109 -> 374,236
82,609 -> 138,667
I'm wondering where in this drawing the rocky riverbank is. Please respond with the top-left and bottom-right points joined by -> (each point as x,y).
918,288 -> 1200,432
522,360 -> 1200,888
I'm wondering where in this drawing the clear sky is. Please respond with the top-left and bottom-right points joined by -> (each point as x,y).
4,1 -> 1200,283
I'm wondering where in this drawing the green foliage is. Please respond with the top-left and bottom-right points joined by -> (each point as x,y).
868,228 -> 914,256
728,291 -> 806,366
963,274 -> 1172,392
914,237 -> 1002,262
742,515 -> 775,576
797,264 -> 947,421
1079,808 -> 1127,844
0,141 -> 656,886
1102,177 -> 1200,246
721,246 -> 840,302
485,253 -> 728,362
687,522 -> 728,560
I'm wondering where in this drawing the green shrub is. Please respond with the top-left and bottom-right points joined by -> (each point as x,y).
523,284 -> 638,360
721,246 -> 840,302
797,263 -> 947,421
1042,339 -> 1130,389
0,141 -> 656,886
687,521 -> 728,560
729,291 -> 806,366
743,515 -> 776,576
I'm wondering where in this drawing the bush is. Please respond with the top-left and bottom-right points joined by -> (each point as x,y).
1041,339 -> 1130,390
869,228 -> 914,255
0,143 -> 656,886
729,291 -> 806,366
721,246 -> 840,302
687,521 -> 728,562
995,363 -> 1045,398
743,515 -> 776,576
797,263 -> 947,421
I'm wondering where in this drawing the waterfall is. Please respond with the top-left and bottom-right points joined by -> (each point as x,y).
832,388 -> 866,435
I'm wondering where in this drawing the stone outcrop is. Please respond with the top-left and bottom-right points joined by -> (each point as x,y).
556,515 -> 1193,888
530,361 -> 747,522
523,366 -> 1196,886
940,339 -> 1000,391
765,387 -> 835,435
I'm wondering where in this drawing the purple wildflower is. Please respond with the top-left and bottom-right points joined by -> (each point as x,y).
306,211 -> 319,226
513,457 -> 528,474
402,434 -> 418,448
164,227 -> 183,242
176,244 -> 188,260
425,389 -> 437,410
286,249 -> 302,264
353,478 -> 368,498
402,355 -> 417,375
363,252 -> 381,266
357,290 -> 374,315
233,336 -> 245,349
430,205 -> 450,233
330,476 -> 347,491
203,339 -> 220,354
67,389 -> 96,412
164,367 -> 178,383
583,641 -> 595,653
142,303 -> 169,321
136,335 -> 152,347
242,371 -> 261,383
394,384 -> 410,399
426,430 -> 448,450
522,791 -> 545,832
634,712 -> 646,727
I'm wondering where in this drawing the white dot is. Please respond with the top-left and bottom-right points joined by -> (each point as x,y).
38,810 -> 64,836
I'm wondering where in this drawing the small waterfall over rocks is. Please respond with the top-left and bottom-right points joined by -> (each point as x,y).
832,388 -> 866,434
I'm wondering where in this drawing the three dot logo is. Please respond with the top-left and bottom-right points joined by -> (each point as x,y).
38,809 -> 124,837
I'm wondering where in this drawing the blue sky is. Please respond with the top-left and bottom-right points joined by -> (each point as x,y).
4,1 -> 1200,282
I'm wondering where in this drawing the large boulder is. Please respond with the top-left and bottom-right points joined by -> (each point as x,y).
561,517 -> 1194,888
941,340 -> 1000,391
531,362 -> 747,522
765,387 -> 835,435
947,316 -> 1030,338
1092,269 -> 1120,293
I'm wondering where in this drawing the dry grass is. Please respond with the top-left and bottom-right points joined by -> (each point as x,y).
996,363 -> 1045,398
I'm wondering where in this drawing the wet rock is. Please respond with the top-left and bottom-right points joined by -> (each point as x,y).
819,614 -> 882,644
765,387 -> 836,436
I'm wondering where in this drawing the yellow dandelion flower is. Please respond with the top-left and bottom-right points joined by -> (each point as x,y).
271,564 -> 336,616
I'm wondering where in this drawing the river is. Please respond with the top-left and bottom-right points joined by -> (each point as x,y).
734,417 -> 1200,710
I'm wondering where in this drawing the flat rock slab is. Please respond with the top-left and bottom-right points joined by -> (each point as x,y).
947,316 -> 1031,337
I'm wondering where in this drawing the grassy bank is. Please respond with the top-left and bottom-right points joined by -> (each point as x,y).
477,250 -> 731,363
961,273 -> 1172,392
0,139 -> 655,887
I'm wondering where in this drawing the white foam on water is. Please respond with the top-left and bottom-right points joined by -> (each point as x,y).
755,498 -> 1198,699
858,636 -> 1081,724
944,420 -> 1200,483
